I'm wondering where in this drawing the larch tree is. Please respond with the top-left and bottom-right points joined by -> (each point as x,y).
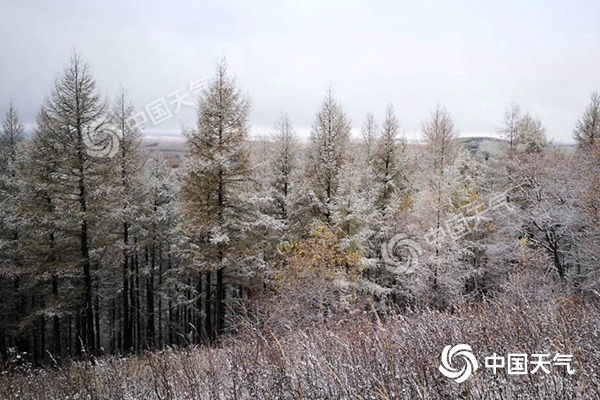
0,102 -> 24,170
507,118 -> 577,281
110,88 -> 145,353
573,92 -> 600,156
499,103 -> 521,156
0,102 -> 25,265
18,107 -> 66,363
305,87 -> 351,225
422,106 -> 460,247
331,151 -> 374,257
0,102 -> 25,364
572,93 -> 600,238
574,92 -> 600,152
417,105 -> 464,309
24,51 -> 112,356
361,112 -> 378,162
367,105 -> 412,301
372,104 -> 408,213
181,59 -> 251,340
516,113 -> 548,154
270,113 -> 298,223
358,113 -> 379,210
143,154 -> 179,349
356,104 -> 408,307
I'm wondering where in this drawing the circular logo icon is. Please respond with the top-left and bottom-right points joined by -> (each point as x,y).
82,125 -> 122,158
439,344 -> 479,383
381,233 -> 422,275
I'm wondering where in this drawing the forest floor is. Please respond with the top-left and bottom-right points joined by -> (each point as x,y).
1,295 -> 598,399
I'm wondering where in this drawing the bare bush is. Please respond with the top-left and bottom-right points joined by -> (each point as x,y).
1,295 -> 597,399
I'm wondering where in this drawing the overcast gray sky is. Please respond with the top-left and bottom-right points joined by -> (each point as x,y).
1,0 -> 599,142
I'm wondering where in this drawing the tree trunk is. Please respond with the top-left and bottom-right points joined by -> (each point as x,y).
122,222 -> 131,353
78,166 -> 95,354
146,244 -> 155,349
216,266 -> 225,336
134,242 -> 140,352
196,276 -> 202,343
158,246 -> 163,348
52,275 -> 60,356
205,271 -> 212,341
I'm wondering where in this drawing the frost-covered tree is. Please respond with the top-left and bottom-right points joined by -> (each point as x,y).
181,59 -> 251,340
361,112 -> 377,162
415,106 -> 466,309
23,51 -> 112,356
572,92 -> 600,251
305,87 -> 351,225
0,102 -> 25,274
331,151 -> 374,254
110,88 -> 146,353
507,149 -> 579,280
499,106 -> 548,158
270,114 -> 298,222
357,113 -> 379,211
570,150 -> 600,289
354,107 -> 415,308
372,104 -> 409,213
0,102 -> 24,169
141,154 -> 179,349
422,106 -> 461,244
0,102 -> 25,364
574,92 -> 600,152
516,113 -> 548,154
17,109 -> 66,363
572,93 -> 600,267
499,103 -> 521,156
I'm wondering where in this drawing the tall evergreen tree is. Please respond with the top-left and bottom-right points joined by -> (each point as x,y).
110,88 -> 145,353
270,113 -> 298,223
372,104 -> 408,212
361,112 -> 377,162
418,105 -> 463,309
0,102 -> 25,365
305,87 -> 351,225
25,51 -> 112,355
144,155 -> 179,348
181,59 -> 251,340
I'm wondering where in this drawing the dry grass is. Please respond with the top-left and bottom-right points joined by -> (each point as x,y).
1,295 -> 598,399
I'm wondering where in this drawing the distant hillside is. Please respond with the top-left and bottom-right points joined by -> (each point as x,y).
141,135 -> 577,169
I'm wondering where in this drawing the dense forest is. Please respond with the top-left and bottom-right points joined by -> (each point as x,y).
0,51 -> 599,381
